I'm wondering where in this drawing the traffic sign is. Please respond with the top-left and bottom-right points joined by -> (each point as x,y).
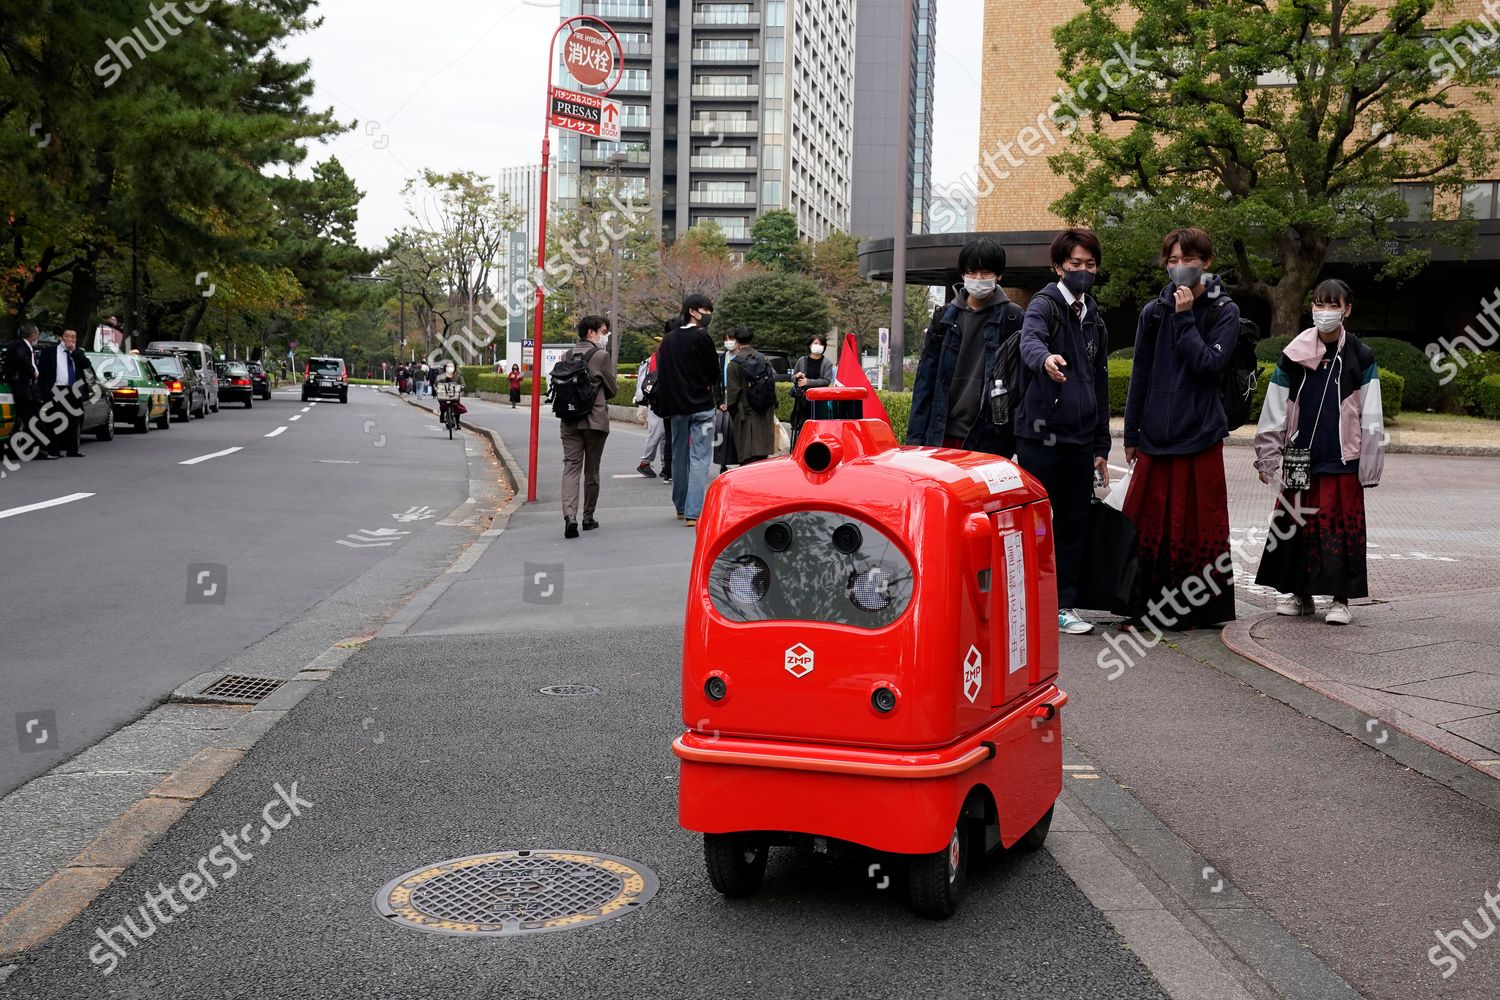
550,86 -> 621,140
563,27 -> 614,87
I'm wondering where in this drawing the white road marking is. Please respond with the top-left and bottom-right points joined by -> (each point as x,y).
0,492 -> 95,521
265,426 -> 288,438
179,447 -> 243,466
289,415 -> 301,421
301,407 -> 311,413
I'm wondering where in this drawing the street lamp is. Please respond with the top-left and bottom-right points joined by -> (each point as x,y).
607,149 -> 630,367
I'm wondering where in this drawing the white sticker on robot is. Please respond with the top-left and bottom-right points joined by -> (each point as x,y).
1003,530 -> 1027,674
785,642 -> 815,678
963,645 -> 982,703
970,461 -> 1024,495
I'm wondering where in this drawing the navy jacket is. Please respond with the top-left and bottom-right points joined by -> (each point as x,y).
906,288 -> 1024,456
1014,283 -> 1111,457
1122,276 -> 1240,455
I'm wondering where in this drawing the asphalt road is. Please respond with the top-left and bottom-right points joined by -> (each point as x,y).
0,385 -> 472,797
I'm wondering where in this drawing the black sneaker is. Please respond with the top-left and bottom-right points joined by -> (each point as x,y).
582,517 -> 599,531
637,463 -> 657,478
661,474 -> 671,483
564,517 -> 579,539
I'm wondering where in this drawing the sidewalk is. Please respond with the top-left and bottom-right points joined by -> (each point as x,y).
1223,588 -> 1500,781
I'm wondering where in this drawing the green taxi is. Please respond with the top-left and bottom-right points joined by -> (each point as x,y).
0,379 -> 14,447
88,351 -> 172,433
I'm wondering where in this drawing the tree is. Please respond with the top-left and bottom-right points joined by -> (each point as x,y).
1050,0 -> 1500,337
624,229 -> 746,334
746,210 -> 810,272
712,271 -> 830,353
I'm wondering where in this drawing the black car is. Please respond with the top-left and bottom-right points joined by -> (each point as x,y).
245,362 -> 272,400
213,361 -> 255,408
145,352 -> 209,421
302,356 -> 348,403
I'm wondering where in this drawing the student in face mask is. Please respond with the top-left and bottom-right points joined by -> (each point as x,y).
790,334 -> 835,443
907,236 -> 1025,457
1119,227 -> 1241,634
1252,278 -> 1384,626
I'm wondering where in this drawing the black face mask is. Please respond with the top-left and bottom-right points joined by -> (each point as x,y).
697,313 -> 712,329
1061,269 -> 1096,296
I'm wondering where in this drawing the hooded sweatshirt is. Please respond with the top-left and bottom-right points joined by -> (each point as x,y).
1014,282 -> 1111,456
1122,275 -> 1240,455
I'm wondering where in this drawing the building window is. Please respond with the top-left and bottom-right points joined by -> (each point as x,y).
1463,180 -> 1499,220
766,0 -> 785,26
763,179 -> 782,203
1396,183 -> 1433,221
765,72 -> 784,98
766,36 -> 784,62
620,69 -> 650,90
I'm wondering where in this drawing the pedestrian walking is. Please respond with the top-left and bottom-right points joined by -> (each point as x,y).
790,334 -> 836,443
1014,228 -> 1111,635
397,364 -> 408,394
508,364 -> 523,408
558,316 -> 617,538
35,329 -> 93,458
1120,227 -> 1240,632
653,294 -> 717,527
907,236 -> 1026,456
723,327 -> 777,465
1252,279 -> 1384,625
4,324 -> 53,462
426,362 -> 440,398
636,344 -> 665,477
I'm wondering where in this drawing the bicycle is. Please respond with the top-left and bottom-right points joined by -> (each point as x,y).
435,381 -> 463,439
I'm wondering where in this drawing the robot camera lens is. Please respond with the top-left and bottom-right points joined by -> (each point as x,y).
764,522 -> 792,552
705,676 -> 728,701
872,687 -> 897,713
832,523 -> 862,554
848,568 -> 891,612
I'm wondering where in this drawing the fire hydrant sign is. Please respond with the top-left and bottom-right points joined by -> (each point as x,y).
563,26 -> 614,87
549,86 -> 621,141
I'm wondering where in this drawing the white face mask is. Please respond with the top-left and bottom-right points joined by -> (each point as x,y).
1311,310 -> 1344,334
964,277 -> 997,298
598,332 -> 611,348
724,340 -> 737,352
809,344 -> 824,357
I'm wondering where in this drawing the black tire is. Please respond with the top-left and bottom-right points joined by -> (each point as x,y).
210,399 -> 219,413
156,407 -> 171,429
134,407 -> 150,434
1010,805 -> 1053,854
95,407 -> 115,441
245,398 -> 253,409
173,400 -> 188,422
340,392 -> 348,404
447,416 -> 454,439
906,821 -> 968,919
704,833 -> 769,898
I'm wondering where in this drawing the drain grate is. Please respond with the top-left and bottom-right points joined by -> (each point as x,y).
539,684 -> 599,697
374,850 -> 657,936
197,674 -> 286,704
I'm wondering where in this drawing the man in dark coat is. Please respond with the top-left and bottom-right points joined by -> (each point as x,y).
4,324 -> 54,462
35,328 -> 93,458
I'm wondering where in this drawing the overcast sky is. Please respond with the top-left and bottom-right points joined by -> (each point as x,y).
283,0 -> 985,248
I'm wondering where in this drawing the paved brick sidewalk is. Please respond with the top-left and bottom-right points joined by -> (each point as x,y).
1223,588 -> 1500,780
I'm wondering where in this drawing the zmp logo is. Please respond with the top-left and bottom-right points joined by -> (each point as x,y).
784,643 -> 814,679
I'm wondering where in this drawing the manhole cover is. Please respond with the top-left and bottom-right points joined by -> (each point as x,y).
197,674 -> 286,704
539,684 -> 599,697
374,850 -> 657,936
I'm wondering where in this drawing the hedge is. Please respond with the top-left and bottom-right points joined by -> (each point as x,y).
475,374 -> 535,396
1363,337 -> 1438,412
1477,375 -> 1500,419
1446,349 -> 1500,414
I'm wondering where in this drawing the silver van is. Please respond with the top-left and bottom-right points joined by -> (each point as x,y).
146,341 -> 219,413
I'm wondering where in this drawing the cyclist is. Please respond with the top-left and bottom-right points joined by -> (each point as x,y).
435,361 -> 466,428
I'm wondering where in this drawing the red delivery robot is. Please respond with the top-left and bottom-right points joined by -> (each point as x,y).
674,388 -> 1066,918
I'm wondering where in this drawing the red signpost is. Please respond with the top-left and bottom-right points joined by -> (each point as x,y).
528,16 -> 622,503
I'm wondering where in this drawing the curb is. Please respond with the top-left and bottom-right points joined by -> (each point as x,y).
1221,615 -> 1500,788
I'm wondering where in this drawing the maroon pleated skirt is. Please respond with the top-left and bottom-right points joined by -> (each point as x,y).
1254,472 -> 1368,600
1122,442 -> 1236,627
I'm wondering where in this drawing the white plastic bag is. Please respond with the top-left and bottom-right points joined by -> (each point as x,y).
1104,466 -> 1132,511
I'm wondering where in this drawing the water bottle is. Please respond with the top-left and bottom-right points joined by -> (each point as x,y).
988,377 -> 1009,427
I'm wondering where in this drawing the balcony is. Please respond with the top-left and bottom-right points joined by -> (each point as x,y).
619,115 -> 652,131
693,11 -> 761,27
622,41 -> 652,58
689,189 -> 756,206
691,118 -> 758,134
691,83 -> 759,99
582,148 -> 652,167
583,1 -> 652,20
690,154 -> 757,170
615,78 -> 653,94
691,47 -> 760,63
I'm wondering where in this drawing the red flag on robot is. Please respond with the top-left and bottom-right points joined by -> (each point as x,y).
834,332 -> 891,428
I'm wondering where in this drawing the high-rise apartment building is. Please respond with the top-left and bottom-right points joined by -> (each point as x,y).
849,0 -> 936,239
557,0 -> 856,248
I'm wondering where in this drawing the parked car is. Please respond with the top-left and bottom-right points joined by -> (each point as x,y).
302,356 -> 348,403
146,340 -> 219,413
89,352 -> 171,432
145,352 -> 208,421
213,360 -> 255,408
245,362 -> 272,400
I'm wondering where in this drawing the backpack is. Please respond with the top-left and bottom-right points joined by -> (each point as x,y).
736,352 -> 778,413
638,357 -> 659,406
545,345 -> 601,422
1148,298 -> 1261,429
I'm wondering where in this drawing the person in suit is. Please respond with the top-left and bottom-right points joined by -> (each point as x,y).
559,315 -> 618,538
5,324 -> 54,462
35,328 -> 93,458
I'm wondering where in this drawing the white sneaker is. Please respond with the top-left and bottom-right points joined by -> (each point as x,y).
1058,609 -> 1094,635
1276,594 -> 1314,617
1326,601 -> 1352,625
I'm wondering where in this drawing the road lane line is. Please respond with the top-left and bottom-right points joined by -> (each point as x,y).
0,493 -> 95,521
289,415 -> 301,422
265,426 -> 288,438
179,447 -> 243,466
301,407 -> 311,413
